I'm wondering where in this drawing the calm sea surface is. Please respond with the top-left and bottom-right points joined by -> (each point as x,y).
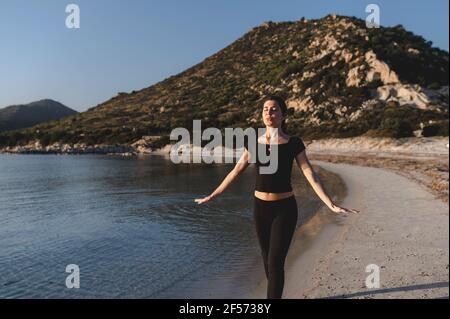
0,154 -> 345,298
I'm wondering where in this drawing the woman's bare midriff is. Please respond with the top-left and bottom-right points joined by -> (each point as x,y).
254,191 -> 294,201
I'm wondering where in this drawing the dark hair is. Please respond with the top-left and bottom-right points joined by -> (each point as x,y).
260,95 -> 288,133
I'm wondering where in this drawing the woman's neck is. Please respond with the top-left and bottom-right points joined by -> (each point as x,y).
265,127 -> 283,142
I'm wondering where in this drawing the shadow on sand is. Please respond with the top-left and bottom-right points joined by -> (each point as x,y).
322,282 -> 449,299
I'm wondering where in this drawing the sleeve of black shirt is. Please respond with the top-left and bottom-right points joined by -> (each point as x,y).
293,136 -> 306,157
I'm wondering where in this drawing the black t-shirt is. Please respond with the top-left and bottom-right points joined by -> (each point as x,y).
244,136 -> 306,193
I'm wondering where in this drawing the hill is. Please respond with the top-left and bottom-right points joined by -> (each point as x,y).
0,99 -> 77,133
0,14 -> 448,151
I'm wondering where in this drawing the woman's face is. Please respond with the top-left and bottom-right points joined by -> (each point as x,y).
262,100 -> 284,128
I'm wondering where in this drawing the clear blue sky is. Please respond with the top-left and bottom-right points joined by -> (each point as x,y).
0,0 -> 448,111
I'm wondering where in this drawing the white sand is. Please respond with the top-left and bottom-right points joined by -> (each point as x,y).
306,136 -> 449,157
247,161 -> 449,299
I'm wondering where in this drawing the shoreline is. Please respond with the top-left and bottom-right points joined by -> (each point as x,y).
307,152 -> 449,204
1,135 -> 448,155
2,137 -> 447,203
247,160 -> 449,299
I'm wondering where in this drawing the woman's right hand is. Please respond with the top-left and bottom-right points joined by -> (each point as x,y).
194,195 -> 214,204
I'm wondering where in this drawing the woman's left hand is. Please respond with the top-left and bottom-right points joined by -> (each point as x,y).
194,195 -> 214,204
330,204 -> 360,215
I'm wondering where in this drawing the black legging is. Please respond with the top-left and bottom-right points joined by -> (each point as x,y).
253,195 -> 298,299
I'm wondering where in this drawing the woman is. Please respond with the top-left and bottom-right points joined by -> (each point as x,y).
194,95 -> 360,299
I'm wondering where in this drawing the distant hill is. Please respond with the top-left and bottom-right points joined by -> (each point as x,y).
0,99 -> 78,133
0,14 -> 448,148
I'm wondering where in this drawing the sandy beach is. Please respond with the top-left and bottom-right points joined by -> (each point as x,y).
247,137 -> 449,299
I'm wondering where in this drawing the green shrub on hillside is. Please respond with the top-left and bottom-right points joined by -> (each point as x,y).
422,120 -> 449,137
378,118 -> 414,138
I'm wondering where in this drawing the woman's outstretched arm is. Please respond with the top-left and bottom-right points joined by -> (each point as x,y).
295,150 -> 360,215
194,149 -> 251,204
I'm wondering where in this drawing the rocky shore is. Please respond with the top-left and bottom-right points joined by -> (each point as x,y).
0,135 -> 168,155
0,141 -> 137,156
